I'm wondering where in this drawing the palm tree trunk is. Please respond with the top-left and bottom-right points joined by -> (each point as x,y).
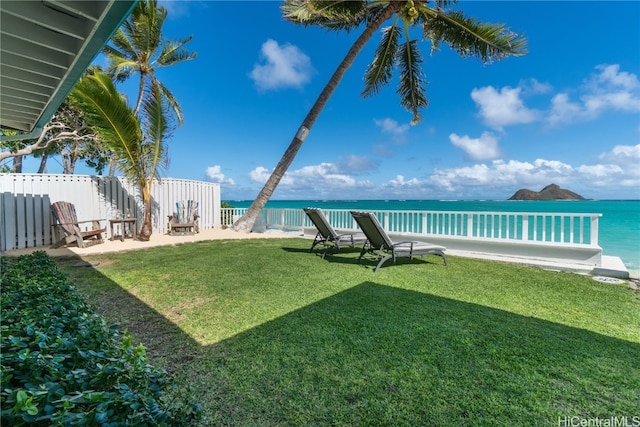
134,73 -> 147,116
232,4 -> 399,233
138,182 -> 154,241
139,207 -> 152,241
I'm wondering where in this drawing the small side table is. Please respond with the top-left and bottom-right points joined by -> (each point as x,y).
109,218 -> 137,242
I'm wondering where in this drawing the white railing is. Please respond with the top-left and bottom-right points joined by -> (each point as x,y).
223,208 -> 601,246
1,173 -> 221,251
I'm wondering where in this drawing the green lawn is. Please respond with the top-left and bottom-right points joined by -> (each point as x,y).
60,238 -> 640,426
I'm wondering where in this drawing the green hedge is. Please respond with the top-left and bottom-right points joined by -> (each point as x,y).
1,251 -> 202,426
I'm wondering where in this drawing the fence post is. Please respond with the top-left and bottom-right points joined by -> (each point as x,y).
590,215 -> 600,246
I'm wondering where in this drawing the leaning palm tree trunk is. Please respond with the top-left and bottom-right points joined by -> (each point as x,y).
233,4 -> 399,233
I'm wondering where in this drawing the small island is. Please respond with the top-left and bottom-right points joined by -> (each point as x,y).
508,184 -> 586,200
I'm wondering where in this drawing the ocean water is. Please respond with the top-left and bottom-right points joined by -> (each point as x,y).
230,199 -> 640,274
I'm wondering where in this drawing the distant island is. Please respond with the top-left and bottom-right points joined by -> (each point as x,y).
508,184 -> 586,200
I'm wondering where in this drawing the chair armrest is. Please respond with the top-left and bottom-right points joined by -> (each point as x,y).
56,219 -> 105,225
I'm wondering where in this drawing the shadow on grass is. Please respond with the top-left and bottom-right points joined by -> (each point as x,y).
282,245 -> 446,270
196,282 -> 640,426
61,257 -> 640,426
59,255 -> 202,370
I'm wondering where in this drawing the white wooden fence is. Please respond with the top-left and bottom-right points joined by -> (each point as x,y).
0,173 -> 220,251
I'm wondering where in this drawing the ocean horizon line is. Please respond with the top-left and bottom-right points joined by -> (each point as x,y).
227,198 -> 640,203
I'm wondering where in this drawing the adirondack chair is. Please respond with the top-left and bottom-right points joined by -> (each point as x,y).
168,200 -> 199,235
51,201 -> 106,248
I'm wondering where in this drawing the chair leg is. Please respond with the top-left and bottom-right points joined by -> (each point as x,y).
374,254 -> 393,273
320,242 -> 338,260
439,252 -> 448,266
309,232 -> 323,253
356,244 -> 368,264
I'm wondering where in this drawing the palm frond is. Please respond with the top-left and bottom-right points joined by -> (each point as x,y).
362,24 -> 400,98
155,80 -> 184,126
157,36 -> 197,67
422,9 -> 527,62
105,29 -> 135,59
282,0 -> 368,31
141,81 -> 171,182
104,56 -> 139,82
127,0 -> 164,58
396,39 -> 428,124
69,71 -> 145,185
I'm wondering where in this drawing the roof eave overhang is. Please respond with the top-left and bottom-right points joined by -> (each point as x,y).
0,0 -> 138,141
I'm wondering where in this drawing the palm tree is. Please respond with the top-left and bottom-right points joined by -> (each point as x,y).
70,70 -> 171,241
103,0 -> 196,122
232,0 -> 527,232
102,0 -> 195,175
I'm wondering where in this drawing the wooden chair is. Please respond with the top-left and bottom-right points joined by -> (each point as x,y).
168,200 -> 199,235
51,201 -> 106,248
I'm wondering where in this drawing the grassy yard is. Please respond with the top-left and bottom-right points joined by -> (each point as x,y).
60,237 -> 640,426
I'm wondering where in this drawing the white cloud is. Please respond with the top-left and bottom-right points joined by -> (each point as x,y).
241,145 -> 640,199
471,86 -> 540,129
430,159 -> 574,194
449,132 -> 501,160
548,64 -> 640,125
471,65 -> 640,129
375,118 -> 410,143
520,78 -> 553,95
577,143 -> 640,187
388,175 -> 423,187
247,162 -> 375,198
249,39 -> 314,91
547,93 -> 584,126
249,166 -> 272,184
429,144 -> 639,196
205,165 -> 235,185
591,64 -> 640,92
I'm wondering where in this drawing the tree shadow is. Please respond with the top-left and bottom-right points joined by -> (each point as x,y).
195,282 -> 640,425
59,256 -> 640,425
59,255 -> 201,370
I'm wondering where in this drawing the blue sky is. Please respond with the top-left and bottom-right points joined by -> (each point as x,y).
48,1 -> 640,200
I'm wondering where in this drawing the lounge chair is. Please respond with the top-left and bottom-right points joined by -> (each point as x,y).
350,211 -> 447,272
304,208 -> 367,259
51,201 -> 106,248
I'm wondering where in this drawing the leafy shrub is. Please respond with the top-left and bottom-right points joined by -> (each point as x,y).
1,251 -> 201,426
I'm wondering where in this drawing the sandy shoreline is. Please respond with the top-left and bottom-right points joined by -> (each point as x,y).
2,227 -> 305,258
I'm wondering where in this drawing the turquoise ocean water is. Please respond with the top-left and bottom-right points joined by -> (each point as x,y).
230,199 -> 640,275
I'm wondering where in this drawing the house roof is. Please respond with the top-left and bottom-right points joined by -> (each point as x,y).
0,0 -> 137,139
